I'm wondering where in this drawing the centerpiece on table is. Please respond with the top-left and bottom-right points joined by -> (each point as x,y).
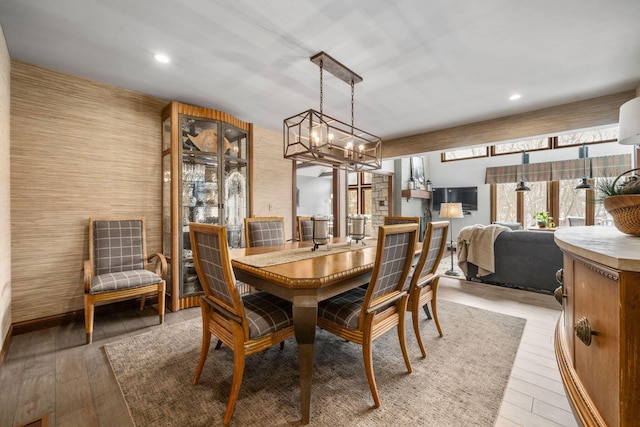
598,168 -> 640,236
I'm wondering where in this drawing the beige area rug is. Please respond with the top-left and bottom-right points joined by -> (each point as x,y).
104,300 -> 525,427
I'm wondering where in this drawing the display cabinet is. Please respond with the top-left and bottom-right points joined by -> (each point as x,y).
162,101 -> 252,310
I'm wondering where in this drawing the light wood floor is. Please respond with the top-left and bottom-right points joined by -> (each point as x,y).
0,277 -> 578,427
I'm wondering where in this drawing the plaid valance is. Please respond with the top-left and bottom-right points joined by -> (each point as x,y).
485,154 -> 631,184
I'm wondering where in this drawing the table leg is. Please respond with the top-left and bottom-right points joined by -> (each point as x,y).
292,292 -> 318,425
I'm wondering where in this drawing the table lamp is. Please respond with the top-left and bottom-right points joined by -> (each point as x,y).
439,202 -> 464,276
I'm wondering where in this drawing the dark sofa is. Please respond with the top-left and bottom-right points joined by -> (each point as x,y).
463,229 -> 563,294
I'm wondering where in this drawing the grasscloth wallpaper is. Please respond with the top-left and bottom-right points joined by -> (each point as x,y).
0,25 -> 11,344
10,61 -> 166,322
9,61 -> 292,323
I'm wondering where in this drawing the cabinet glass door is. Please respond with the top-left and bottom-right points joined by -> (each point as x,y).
221,124 -> 249,248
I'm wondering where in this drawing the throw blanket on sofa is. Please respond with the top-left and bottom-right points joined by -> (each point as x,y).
457,224 -> 509,277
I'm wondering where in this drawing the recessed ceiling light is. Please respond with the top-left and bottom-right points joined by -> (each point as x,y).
154,53 -> 170,63
509,93 -> 522,101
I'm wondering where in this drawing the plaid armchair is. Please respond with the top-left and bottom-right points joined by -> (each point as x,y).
83,218 -> 166,344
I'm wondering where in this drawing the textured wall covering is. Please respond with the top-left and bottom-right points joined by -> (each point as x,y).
252,126 -> 293,236
9,61 -> 291,323
10,61 -> 167,323
0,25 -> 11,344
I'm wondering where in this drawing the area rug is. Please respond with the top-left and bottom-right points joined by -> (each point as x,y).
104,300 -> 525,426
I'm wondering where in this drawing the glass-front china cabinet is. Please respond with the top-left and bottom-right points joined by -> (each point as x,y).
162,101 -> 252,310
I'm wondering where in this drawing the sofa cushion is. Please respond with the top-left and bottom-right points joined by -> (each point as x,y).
492,221 -> 522,231
464,229 -> 562,293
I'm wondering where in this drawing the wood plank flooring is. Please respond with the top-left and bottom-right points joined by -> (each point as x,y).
0,277 -> 578,427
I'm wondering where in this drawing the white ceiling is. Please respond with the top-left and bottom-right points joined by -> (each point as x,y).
1,0 -> 639,141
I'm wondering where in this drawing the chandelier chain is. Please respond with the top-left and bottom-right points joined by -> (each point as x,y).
351,79 -> 355,132
319,60 -> 323,117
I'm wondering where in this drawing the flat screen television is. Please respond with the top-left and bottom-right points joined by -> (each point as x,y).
432,186 -> 478,213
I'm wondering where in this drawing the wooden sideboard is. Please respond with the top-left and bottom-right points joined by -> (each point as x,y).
554,227 -> 640,426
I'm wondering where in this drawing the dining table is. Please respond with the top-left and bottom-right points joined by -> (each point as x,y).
229,237 -> 379,424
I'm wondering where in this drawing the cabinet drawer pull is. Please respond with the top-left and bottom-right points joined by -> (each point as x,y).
553,286 -> 566,305
575,316 -> 596,346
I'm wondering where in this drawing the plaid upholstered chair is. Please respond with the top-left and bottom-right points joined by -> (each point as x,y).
405,221 -> 448,357
317,223 -> 418,407
244,217 -> 286,247
83,218 -> 166,344
296,216 -> 313,241
189,223 -> 294,425
383,215 -> 420,226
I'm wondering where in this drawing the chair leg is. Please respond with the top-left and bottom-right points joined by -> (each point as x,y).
157,281 -> 166,325
430,281 -> 443,337
215,339 -> 223,350
84,295 -> 95,345
362,334 -> 381,408
412,306 -> 427,358
431,299 -> 444,337
140,294 -> 146,310
193,306 -> 212,385
398,298 -> 413,373
223,340 -> 246,425
422,304 -> 432,319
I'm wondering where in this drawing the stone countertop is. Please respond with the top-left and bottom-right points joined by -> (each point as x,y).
554,226 -> 640,272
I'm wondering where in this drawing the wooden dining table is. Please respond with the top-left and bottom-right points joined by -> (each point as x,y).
229,238 -> 378,424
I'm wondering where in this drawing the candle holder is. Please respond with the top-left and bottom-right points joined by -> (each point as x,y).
311,215 -> 331,251
348,215 -> 367,245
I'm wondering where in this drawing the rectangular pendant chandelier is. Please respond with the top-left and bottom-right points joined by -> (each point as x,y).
283,52 -> 382,172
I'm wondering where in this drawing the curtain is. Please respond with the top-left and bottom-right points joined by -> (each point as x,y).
485,154 -> 630,184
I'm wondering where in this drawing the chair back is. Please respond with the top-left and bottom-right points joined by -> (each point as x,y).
363,223 -> 418,311
244,217 -> 285,247
297,216 -> 313,241
408,221 -> 448,291
383,216 -> 420,226
568,216 -> 585,227
190,223 -> 246,322
90,218 -> 147,276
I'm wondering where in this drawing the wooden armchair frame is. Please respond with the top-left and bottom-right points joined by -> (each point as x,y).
317,223 -> 418,407
296,215 -> 313,241
83,217 -> 166,344
407,221 -> 448,357
190,223 -> 294,425
243,216 -> 286,248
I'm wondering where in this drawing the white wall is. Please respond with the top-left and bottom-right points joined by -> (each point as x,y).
423,139 -> 633,230
297,175 -> 333,216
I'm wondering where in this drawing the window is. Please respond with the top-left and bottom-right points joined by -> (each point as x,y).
348,172 -> 373,235
555,126 -> 618,148
522,182 -> 548,227
495,183 -> 518,223
491,137 -> 551,156
441,147 -> 488,162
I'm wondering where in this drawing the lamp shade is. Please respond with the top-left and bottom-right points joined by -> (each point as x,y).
439,202 -> 464,219
618,97 -> 640,145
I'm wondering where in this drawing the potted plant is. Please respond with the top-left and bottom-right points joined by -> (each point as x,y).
597,168 -> 640,235
534,211 -> 553,228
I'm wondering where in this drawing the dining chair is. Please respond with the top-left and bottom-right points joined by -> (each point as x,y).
383,215 -> 420,226
189,223 -> 295,425
296,215 -> 313,241
243,216 -> 286,247
405,221 -> 448,357
316,223 -> 418,407
83,217 -> 166,344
